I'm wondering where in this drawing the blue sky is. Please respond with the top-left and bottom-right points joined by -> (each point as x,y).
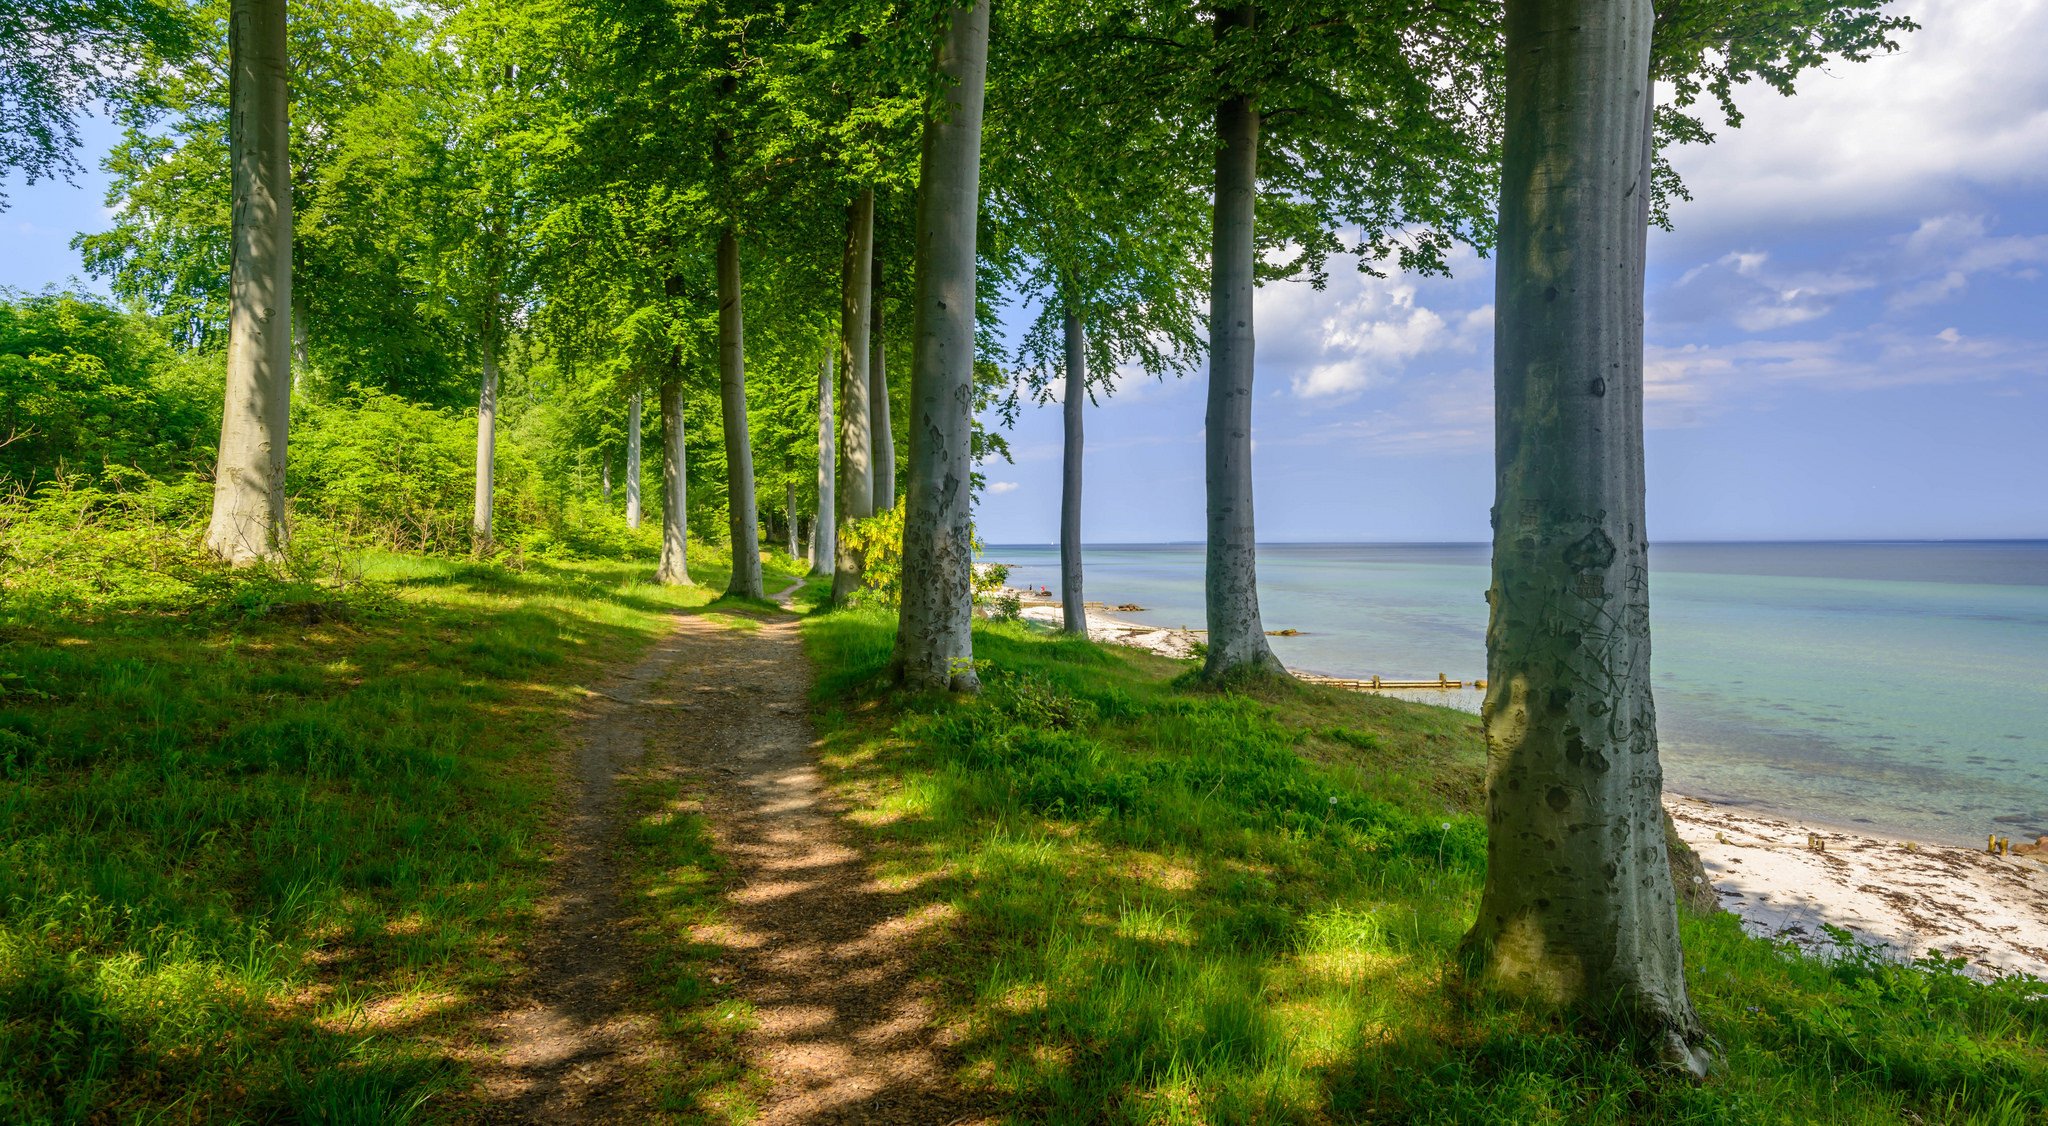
4,0 -> 2043,544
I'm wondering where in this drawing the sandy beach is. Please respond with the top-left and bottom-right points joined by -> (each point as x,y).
1003,589 -> 2048,984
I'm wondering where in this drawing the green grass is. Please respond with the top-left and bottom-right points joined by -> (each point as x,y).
0,541 -> 803,1124
799,610 -> 2048,1125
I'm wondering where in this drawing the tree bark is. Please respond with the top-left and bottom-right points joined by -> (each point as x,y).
472,328 -> 497,550
656,371 -> 690,585
1200,7 -> 1284,681
870,247 -> 895,512
625,390 -> 643,529
834,188 -> 876,603
602,452 -> 611,500
718,228 -> 764,599
812,346 -> 835,576
1460,0 -> 1709,1076
204,0 -> 291,566
1060,305 -> 1086,635
785,479 -> 800,559
893,1 -> 989,693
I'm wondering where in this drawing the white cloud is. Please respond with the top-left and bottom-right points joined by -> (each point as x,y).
1255,249 -> 1487,401
986,480 -> 1021,495
1644,325 -> 2045,425
1661,250 -> 1875,331
1658,0 -> 2048,238
1889,213 -> 2048,307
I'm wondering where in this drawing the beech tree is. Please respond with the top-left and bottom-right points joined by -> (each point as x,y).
1460,0 -> 1911,1069
893,0 -> 990,691
832,188 -> 877,602
984,4 -> 1209,636
203,0 -> 291,564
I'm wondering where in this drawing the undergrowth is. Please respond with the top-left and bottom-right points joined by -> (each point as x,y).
799,610 -> 2048,1125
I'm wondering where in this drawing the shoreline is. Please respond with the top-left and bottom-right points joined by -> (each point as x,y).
1002,589 -> 2048,983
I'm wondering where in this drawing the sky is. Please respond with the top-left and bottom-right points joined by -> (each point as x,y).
971,0 -> 2048,544
4,0 -> 2044,545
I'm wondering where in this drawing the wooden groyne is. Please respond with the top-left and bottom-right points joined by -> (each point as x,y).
1298,673 -> 1486,692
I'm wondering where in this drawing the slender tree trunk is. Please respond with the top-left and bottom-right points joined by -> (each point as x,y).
602,452 -> 612,500
656,371 -> 690,585
625,390 -> 643,529
718,228 -> 764,599
834,189 -> 876,602
786,479 -> 800,559
1459,0 -> 1709,1076
870,248 -> 895,511
472,329 -> 498,549
813,346 -> 835,576
204,0 -> 291,566
1201,8 -> 1283,680
290,290 -> 308,394
893,1 -> 989,693
1060,305 -> 1087,635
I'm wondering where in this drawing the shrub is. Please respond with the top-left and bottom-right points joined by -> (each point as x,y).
0,290 -> 218,484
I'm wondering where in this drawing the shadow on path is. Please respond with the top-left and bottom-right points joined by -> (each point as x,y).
472,582 -> 986,1124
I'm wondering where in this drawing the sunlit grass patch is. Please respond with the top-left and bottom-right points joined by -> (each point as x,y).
0,541 -> 801,1122
799,609 -> 2048,1125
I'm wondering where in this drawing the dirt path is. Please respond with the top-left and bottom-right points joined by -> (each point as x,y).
472,591 -> 983,1124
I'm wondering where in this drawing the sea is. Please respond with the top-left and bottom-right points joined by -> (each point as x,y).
979,541 -> 2048,847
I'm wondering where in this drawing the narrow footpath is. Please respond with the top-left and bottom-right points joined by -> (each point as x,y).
472,588 -> 984,1124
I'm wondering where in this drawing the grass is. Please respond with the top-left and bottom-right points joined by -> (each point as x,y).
0,539 -> 802,1124
798,609 -> 2048,1125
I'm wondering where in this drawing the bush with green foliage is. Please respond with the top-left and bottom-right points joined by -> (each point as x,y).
0,290 -> 218,484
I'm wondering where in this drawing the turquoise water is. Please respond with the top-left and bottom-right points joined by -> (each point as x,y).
981,542 -> 2048,846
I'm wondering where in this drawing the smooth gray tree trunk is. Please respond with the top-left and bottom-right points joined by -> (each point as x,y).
625,390 -> 643,529
1459,0 -> 1709,1076
1200,15 -> 1284,681
204,0 -> 291,566
472,331 -> 497,549
786,479 -> 800,559
1060,307 -> 1086,635
290,291 -> 308,393
602,452 -> 611,500
893,1 -> 989,693
870,249 -> 895,512
834,189 -> 876,603
718,229 -> 764,599
656,372 -> 690,585
812,347 -> 835,576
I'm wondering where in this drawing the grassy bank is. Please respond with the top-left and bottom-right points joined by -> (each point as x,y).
0,542 -> 798,1123
800,610 -> 2047,1125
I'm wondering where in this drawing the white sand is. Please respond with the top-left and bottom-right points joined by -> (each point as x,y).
1666,796 -> 2048,982
1013,600 -> 1203,659
1001,590 -> 2048,984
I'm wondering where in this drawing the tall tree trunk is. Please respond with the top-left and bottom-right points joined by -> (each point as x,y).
290,290 -> 308,394
812,346 -> 835,576
472,329 -> 498,549
718,228 -> 764,599
656,370 -> 690,585
625,390 -> 643,529
1200,8 -> 1283,681
893,0 -> 989,693
834,188 -> 876,602
786,479 -> 800,559
204,0 -> 291,566
870,248 -> 895,511
1459,0 -> 1709,1076
602,452 -> 611,500
1060,305 -> 1086,635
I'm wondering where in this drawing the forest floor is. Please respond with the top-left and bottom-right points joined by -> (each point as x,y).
5,545 -> 2044,1125
472,580 -> 988,1124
